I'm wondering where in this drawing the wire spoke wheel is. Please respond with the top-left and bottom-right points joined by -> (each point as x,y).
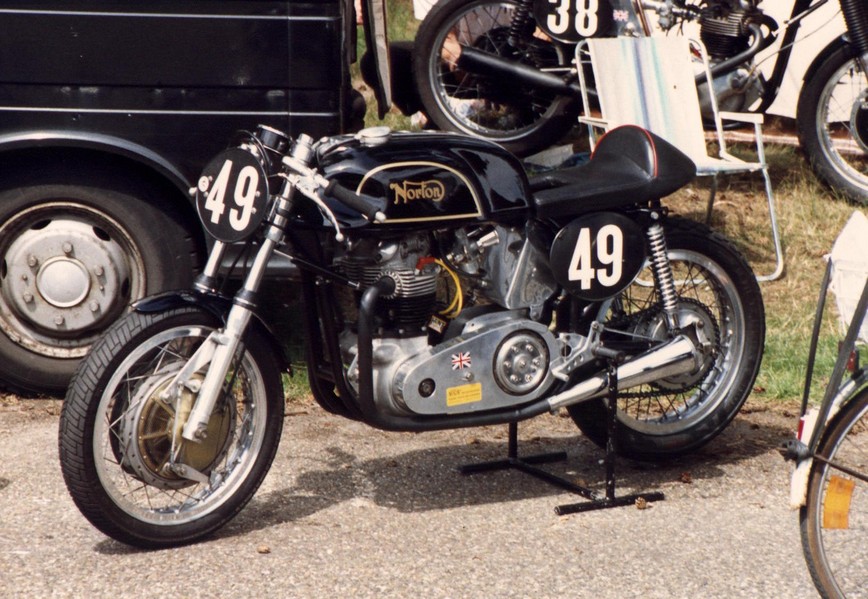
801,388 -> 868,598
602,251 -> 740,433
413,0 -> 578,155
60,307 -> 284,548
798,47 -> 868,204
567,220 -> 764,459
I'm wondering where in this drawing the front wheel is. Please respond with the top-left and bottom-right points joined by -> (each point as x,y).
413,0 -> 579,156
800,387 -> 868,598
59,305 -> 285,548
567,219 -> 765,460
797,44 -> 868,204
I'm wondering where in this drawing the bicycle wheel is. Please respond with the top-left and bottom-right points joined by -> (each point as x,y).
801,386 -> 868,598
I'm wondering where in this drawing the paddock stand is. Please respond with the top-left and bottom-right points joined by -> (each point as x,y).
459,358 -> 665,515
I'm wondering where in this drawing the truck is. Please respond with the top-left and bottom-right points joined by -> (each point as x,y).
0,0 -> 392,395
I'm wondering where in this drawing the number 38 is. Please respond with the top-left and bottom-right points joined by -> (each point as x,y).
546,0 -> 600,37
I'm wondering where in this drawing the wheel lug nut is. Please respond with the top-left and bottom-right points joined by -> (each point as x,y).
27,255 -> 38,268
23,292 -> 33,303
94,265 -> 104,277
54,315 -> 65,326
89,301 -> 100,312
62,242 -> 73,255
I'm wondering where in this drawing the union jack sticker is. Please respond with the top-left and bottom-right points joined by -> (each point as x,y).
451,352 -> 472,370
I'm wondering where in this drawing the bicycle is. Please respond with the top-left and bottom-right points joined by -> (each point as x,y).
783,214 -> 868,598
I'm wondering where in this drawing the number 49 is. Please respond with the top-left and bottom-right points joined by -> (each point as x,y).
568,225 -> 623,289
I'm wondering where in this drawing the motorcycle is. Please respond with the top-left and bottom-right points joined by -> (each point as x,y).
412,0 -> 868,203
58,123 -> 765,548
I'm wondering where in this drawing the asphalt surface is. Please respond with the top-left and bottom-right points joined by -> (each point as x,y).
0,395 -> 820,598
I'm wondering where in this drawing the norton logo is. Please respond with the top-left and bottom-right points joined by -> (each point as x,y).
390,179 -> 446,205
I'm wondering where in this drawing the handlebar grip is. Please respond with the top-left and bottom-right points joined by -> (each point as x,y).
325,181 -> 387,222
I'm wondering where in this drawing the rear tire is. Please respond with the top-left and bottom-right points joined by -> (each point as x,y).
567,219 -> 765,460
797,44 -> 868,204
413,0 -> 579,156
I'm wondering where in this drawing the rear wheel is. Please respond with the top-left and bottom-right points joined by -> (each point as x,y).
0,168 -> 198,396
800,387 -> 868,598
59,305 -> 284,548
567,219 -> 765,460
413,0 -> 579,156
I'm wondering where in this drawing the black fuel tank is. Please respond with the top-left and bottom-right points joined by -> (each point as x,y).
318,129 -> 532,228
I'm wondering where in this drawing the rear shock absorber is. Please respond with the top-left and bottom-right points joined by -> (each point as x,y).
646,219 -> 680,331
508,0 -> 535,48
840,0 -> 868,67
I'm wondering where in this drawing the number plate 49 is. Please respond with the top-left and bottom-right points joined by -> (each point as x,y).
195,148 -> 269,243
549,212 -> 645,300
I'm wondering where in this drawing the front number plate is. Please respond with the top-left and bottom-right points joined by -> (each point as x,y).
196,148 -> 269,243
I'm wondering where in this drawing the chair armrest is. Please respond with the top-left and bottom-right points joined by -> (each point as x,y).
579,116 -> 610,130
719,111 -> 764,125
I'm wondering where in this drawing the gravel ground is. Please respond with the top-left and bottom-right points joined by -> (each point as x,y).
0,395 -> 819,598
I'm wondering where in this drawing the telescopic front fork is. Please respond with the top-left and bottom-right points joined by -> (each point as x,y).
170,164 -> 303,443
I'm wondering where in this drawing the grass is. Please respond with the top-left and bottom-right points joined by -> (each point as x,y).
285,0 -> 862,410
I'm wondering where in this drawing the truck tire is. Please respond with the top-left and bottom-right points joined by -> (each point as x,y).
0,167 -> 199,396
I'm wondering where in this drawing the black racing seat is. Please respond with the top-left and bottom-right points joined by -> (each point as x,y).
531,125 -> 696,219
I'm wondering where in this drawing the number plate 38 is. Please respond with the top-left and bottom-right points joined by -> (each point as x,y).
195,148 -> 269,243
549,212 -> 645,301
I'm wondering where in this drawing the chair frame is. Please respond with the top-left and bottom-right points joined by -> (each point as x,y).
576,36 -> 784,281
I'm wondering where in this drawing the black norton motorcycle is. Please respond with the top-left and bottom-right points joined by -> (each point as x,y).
413,0 -> 868,203
59,124 -> 764,548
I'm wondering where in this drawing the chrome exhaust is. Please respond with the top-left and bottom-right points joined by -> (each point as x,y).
547,335 -> 702,411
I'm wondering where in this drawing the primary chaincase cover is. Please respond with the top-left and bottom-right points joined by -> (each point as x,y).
317,129 -> 532,228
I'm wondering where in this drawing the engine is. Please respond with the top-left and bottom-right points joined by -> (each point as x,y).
699,0 -> 759,59
692,0 -> 767,114
333,225 -> 561,417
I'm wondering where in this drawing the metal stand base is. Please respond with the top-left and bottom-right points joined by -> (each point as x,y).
460,362 -> 665,514
459,421 -> 596,500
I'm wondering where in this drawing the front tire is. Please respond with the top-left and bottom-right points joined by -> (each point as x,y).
800,387 -> 868,598
797,44 -> 868,204
413,0 -> 579,156
567,219 -> 765,460
59,306 -> 284,548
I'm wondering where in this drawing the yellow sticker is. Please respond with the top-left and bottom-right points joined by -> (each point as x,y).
823,475 -> 855,530
446,383 -> 482,407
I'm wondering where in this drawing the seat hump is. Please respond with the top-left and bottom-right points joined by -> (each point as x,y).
532,125 -> 696,218
593,125 -> 696,196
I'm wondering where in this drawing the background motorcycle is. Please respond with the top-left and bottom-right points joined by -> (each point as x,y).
59,124 -> 764,547
412,0 -> 868,204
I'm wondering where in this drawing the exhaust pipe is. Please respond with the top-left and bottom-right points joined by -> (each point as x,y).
547,335 -> 702,411
456,46 -> 581,97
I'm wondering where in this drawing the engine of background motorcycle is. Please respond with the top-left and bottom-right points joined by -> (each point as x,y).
696,1 -> 764,114
334,226 -> 561,416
